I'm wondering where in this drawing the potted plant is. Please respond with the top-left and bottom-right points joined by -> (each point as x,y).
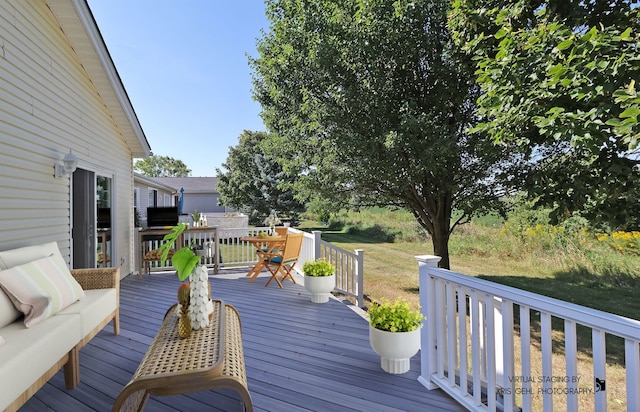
159,223 -> 212,331
368,298 -> 424,374
191,210 -> 201,227
302,259 -> 335,303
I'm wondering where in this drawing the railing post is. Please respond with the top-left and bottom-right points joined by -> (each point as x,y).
312,230 -> 322,260
354,249 -> 364,308
416,255 -> 441,390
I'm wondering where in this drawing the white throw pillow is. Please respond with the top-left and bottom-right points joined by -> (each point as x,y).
0,254 -> 85,327
0,288 -> 21,328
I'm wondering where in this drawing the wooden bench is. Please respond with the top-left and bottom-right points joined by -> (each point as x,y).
112,300 -> 252,411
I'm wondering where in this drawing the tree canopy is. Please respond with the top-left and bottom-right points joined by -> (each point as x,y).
449,0 -> 640,229
216,130 -> 305,225
450,0 -> 639,152
251,0 -> 524,268
134,155 -> 191,177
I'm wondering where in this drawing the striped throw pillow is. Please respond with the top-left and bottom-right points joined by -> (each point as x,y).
0,254 -> 85,327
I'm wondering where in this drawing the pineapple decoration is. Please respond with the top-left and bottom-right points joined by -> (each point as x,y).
177,282 -> 191,339
188,264 -> 212,329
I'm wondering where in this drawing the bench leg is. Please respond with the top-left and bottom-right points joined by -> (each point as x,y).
63,347 -> 80,389
113,310 -> 120,335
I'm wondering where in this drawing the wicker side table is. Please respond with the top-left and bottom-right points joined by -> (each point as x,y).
112,300 -> 252,411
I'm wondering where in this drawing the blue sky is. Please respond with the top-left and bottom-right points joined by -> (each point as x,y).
87,1 -> 270,176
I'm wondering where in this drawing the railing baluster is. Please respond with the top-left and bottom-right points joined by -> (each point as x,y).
541,313 -> 553,411
565,320 -> 578,412
436,279 -> 446,378
447,283 -> 457,387
470,290 -> 482,407
625,339 -> 640,411
520,305 -> 532,412
592,329 -> 607,411
485,294 -> 496,411
457,287 -> 468,397
501,299 -> 515,412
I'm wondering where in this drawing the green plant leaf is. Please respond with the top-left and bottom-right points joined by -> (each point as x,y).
172,247 -> 200,281
159,223 -> 188,262
620,106 -> 640,119
555,38 -> 573,51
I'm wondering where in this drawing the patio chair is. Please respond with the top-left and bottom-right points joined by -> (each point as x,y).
263,232 -> 304,288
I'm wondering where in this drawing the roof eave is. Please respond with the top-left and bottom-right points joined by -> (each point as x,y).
47,0 -> 152,158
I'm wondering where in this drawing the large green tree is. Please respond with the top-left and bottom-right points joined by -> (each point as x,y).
134,155 -> 191,177
216,130 -> 305,225
449,0 -> 640,229
251,0 -> 523,268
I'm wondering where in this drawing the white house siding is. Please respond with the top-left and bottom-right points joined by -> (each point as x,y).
184,192 -> 224,215
0,0 -> 140,276
133,174 -> 177,225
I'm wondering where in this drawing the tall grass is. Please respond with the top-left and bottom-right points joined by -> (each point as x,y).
303,208 -> 640,318
307,208 -> 640,304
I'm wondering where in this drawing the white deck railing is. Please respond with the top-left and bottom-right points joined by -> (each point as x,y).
417,255 -> 640,412
294,230 -> 364,308
215,227 -> 365,307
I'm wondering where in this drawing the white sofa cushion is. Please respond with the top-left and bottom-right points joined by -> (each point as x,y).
0,314 -> 81,411
0,255 -> 85,327
56,288 -> 116,337
0,241 -> 63,270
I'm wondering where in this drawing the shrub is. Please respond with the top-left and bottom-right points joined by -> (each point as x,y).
302,259 -> 335,277
597,231 -> 640,256
368,298 -> 424,332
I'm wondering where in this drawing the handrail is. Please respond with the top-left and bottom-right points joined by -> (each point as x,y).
416,255 -> 640,412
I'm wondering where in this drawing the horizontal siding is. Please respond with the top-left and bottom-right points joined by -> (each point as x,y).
0,0 -> 137,273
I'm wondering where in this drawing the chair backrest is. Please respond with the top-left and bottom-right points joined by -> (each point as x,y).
274,227 -> 288,237
281,232 -> 304,262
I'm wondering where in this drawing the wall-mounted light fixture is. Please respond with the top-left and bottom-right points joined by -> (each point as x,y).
54,149 -> 79,178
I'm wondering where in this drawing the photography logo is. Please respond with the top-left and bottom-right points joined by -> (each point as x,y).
595,378 -> 606,393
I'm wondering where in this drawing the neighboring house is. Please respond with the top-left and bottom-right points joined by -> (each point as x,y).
0,0 -> 151,276
133,173 -> 177,225
148,177 -> 228,215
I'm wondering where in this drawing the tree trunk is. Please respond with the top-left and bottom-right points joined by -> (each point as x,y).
432,214 -> 451,269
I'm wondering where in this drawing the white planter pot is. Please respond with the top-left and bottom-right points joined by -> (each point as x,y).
304,274 -> 335,303
369,325 -> 420,374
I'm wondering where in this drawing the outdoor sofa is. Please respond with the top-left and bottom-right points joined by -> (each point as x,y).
0,241 -> 119,411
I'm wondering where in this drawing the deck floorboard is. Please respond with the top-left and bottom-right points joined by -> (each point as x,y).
20,268 -> 464,411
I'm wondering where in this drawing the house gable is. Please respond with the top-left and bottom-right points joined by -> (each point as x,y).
0,0 -> 150,276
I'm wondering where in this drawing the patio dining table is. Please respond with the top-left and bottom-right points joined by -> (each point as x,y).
240,235 -> 286,282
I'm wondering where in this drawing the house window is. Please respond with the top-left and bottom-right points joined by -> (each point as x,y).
134,187 -> 140,208
149,189 -> 158,207
164,194 -> 171,206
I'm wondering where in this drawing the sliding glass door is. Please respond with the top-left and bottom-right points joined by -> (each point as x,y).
72,169 -> 113,268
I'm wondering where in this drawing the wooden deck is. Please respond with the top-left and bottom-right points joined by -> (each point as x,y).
20,268 -> 464,411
